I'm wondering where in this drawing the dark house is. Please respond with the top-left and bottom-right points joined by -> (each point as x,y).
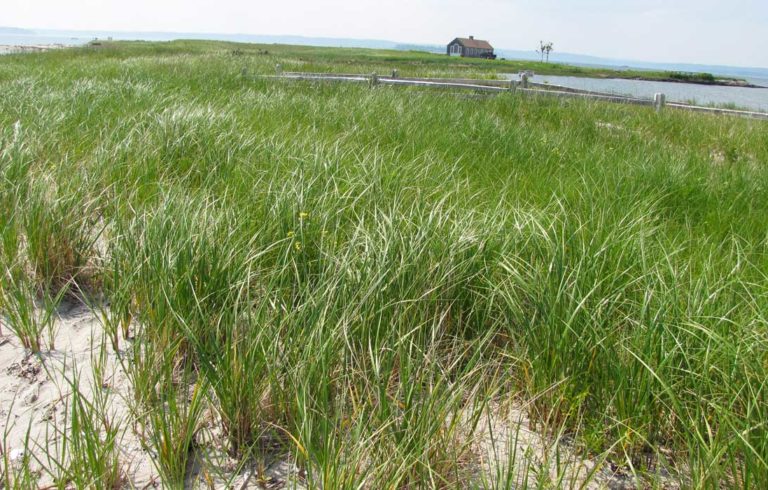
447,36 -> 495,59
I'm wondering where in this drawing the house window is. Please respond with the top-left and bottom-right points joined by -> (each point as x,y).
450,44 -> 461,55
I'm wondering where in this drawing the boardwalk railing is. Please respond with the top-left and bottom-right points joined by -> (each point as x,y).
254,68 -> 768,121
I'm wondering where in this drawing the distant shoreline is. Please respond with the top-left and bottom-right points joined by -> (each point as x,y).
601,74 -> 765,89
0,44 -> 67,55
0,40 -> 764,90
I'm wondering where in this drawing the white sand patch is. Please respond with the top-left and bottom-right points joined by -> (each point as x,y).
2,303 -> 675,488
0,45 -> 66,56
0,302 -> 306,488
0,301 -> 155,487
474,404 -> 680,489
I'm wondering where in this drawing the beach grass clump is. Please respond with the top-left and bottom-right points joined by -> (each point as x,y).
20,176 -> 99,293
0,130 -> 96,350
185,304 -> 273,458
0,264 -> 64,352
42,365 -> 125,489
1,40 -> 768,488
1,402 -> 40,489
126,335 -> 207,487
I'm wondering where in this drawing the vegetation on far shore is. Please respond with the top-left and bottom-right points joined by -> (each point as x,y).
1,40 -> 768,488
219,40 -> 753,86
10,38 -> 755,86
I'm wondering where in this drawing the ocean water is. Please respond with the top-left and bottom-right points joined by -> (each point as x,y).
746,76 -> 768,88
0,34 -> 89,47
517,74 -> 768,112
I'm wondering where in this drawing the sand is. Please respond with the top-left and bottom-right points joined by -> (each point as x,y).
1,301 -> 663,488
0,44 -> 67,55
0,301 -> 155,486
0,301 -> 305,488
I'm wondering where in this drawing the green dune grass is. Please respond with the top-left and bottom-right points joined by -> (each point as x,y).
1,40 -> 767,488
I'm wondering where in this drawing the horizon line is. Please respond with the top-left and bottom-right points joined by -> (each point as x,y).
3,25 -> 768,72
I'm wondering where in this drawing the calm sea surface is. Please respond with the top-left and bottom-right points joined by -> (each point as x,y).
0,34 -> 89,46
509,74 -> 768,112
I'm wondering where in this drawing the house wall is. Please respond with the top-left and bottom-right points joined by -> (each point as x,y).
464,47 -> 493,58
447,42 -> 462,56
447,40 -> 494,58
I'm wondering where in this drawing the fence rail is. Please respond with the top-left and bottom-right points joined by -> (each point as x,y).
666,102 -> 768,120
256,69 -> 768,121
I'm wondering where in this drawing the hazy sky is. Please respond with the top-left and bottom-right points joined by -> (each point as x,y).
5,0 -> 768,67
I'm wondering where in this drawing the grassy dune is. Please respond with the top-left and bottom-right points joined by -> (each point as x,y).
1,41 -> 768,488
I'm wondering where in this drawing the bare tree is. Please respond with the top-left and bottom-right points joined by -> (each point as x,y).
537,41 -> 554,63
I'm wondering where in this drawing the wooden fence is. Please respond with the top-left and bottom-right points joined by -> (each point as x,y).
252,68 -> 768,121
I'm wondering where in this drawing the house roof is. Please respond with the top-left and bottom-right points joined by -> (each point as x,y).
450,37 -> 493,50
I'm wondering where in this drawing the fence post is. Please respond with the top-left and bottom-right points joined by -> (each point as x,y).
392,69 -> 399,79
654,93 -> 666,113
276,64 -> 283,76
521,72 -> 529,89
509,78 -> 517,93
370,72 -> 379,87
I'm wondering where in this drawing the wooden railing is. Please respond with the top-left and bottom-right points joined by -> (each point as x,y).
251,68 -> 768,121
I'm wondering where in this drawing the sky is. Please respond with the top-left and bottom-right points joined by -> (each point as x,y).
4,0 -> 768,67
